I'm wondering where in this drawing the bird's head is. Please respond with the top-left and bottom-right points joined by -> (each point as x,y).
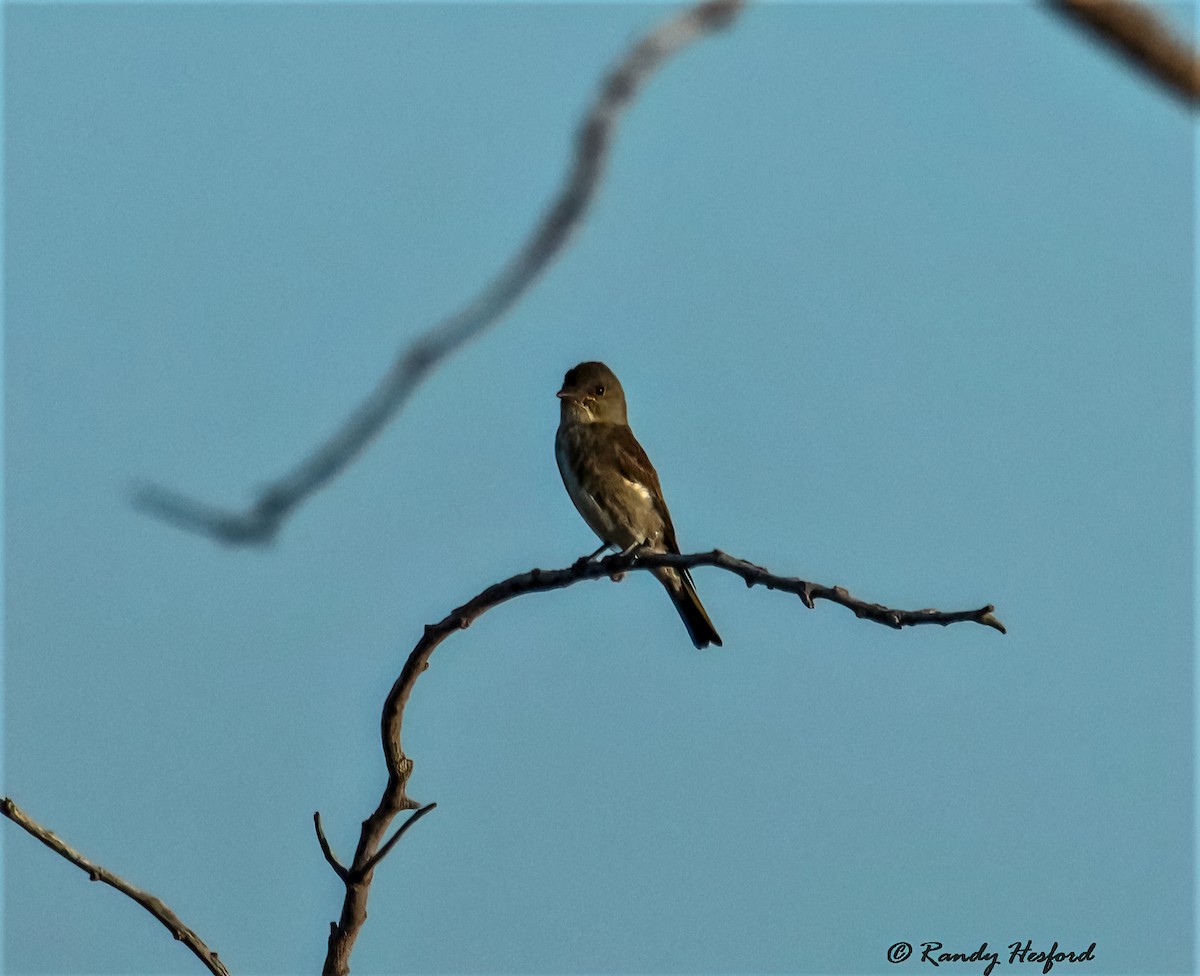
556,361 -> 627,424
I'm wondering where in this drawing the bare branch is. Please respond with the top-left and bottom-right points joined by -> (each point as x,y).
1049,0 -> 1200,104
314,811 -> 350,882
1,796 -> 231,976
321,546 -> 1002,975
134,0 -> 747,548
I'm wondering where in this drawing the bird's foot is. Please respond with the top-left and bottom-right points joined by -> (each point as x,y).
573,543 -> 615,573
616,539 -> 654,560
609,540 -> 652,581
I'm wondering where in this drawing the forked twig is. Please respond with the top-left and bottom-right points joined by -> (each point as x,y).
134,0 -> 747,547
355,803 -> 438,880
1,797 -> 231,976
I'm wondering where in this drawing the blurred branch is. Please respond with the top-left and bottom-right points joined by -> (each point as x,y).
1049,0 -> 1200,104
319,546 -> 1003,975
1,797 -> 231,976
132,0 -> 1195,550
134,0 -> 746,547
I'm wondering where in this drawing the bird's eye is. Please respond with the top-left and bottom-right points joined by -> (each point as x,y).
595,385 -> 605,396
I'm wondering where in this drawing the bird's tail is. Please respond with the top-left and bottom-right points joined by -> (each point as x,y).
656,567 -> 723,649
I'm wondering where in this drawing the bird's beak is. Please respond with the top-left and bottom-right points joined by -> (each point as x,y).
556,389 -> 576,400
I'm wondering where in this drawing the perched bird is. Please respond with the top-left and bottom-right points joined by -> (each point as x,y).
555,361 -> 722,649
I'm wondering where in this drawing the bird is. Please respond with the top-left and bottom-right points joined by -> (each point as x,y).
554,361 -> 722,649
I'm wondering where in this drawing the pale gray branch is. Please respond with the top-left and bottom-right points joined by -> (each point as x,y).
1,797 -> 231,976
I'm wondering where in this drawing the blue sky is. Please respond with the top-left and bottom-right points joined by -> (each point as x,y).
3,3 -> 1195,974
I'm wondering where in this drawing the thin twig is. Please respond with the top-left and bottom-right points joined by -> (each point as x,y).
133,0 -> 746,547
1,797 -> 231,976
314,812 -> 350,882
1049,0 -> 1200,104
354,803 -> 437,881
321,546 -> 1002,976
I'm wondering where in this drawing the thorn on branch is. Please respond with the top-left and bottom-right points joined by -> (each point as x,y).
981,611 -> 1008,635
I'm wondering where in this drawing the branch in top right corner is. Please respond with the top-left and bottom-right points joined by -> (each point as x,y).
1049,0 -> 1200,104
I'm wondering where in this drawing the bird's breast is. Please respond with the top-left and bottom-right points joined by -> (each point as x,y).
555,423 -> 664,550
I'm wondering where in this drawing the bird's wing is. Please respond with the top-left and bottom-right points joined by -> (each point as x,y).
604,423 -> 682,555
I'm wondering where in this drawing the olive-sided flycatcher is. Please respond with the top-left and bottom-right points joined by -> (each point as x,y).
555,361 -> 722,649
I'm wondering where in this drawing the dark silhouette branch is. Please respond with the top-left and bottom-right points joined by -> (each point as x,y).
1,796 -> 231,976
133,0 -> 746,548
319,547 -> 1003,975
1049,0 -> 1200,104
